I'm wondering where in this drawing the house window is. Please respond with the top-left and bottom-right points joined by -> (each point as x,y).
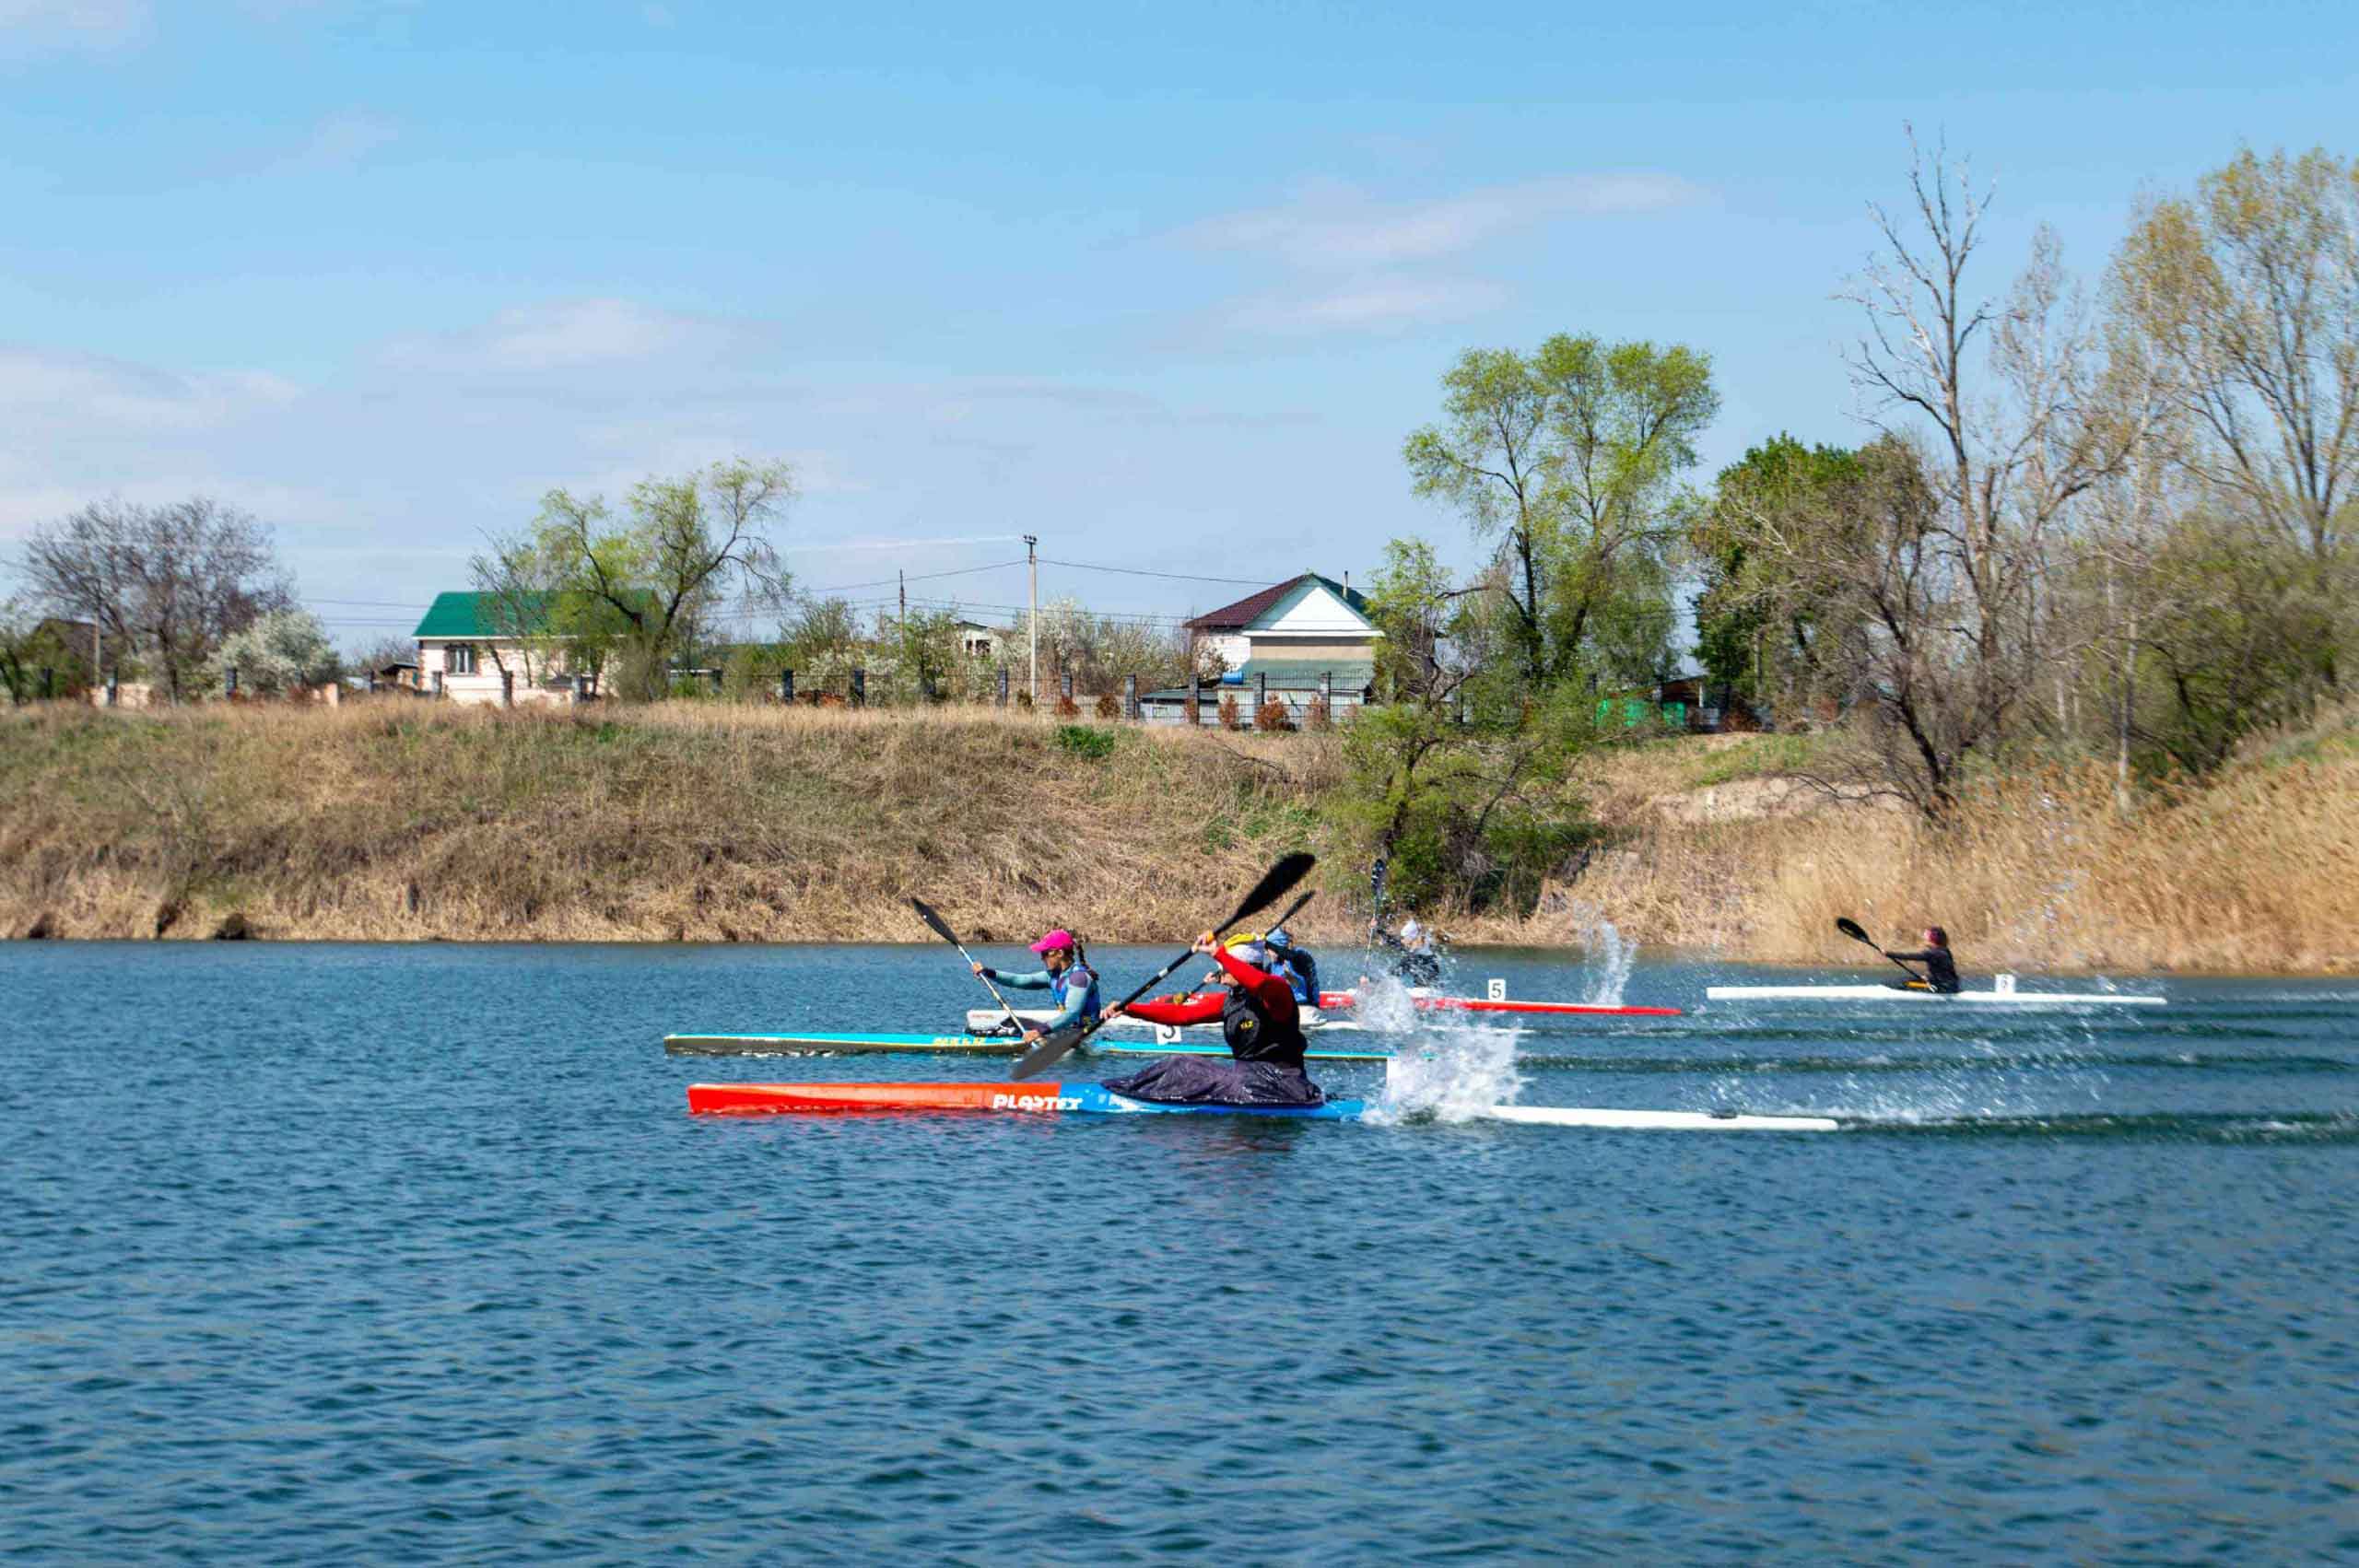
449,645 -> 477,675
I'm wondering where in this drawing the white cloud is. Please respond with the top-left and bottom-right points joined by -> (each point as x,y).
1211,276 -> 1508,337
381,298 -> 749,373
1180,173 -> 1704,270
0,0 -> 149,57
0,345 -> 300,435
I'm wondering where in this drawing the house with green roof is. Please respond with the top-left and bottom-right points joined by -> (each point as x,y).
1139,571 -> 1381,728
411,591 -> 591,705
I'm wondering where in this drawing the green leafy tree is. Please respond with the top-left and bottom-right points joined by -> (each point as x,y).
1403,333 -> 1717,688
1690,436 -> 1864,711
527,459 -> 794,701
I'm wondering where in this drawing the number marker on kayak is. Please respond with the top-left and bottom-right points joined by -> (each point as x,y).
684,1081 -> 1837,1131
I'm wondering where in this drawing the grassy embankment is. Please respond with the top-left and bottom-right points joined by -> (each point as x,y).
2,700 -> 2353,971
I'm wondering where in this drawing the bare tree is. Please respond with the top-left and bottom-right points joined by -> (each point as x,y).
22,497 -> 293,703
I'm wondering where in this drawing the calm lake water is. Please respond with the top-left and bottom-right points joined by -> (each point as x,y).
4,942 -> 2355,1562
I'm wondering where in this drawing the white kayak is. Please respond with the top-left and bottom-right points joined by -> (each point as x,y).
1707,980 -> 2164,1008
965,1006 -> 1367,1035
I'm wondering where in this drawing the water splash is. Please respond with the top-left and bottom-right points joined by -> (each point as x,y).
1574,907 -> 1637,1007
1356,969 -> 1523,1123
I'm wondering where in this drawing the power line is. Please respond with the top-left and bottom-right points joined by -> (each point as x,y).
1038,556 -> 1268,586
801,558 -> 1027,596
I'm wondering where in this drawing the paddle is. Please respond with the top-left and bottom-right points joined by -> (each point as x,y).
1836,917 -> 1926,986
1010,851 -> 1317,1081
910,896 -> 1026,1036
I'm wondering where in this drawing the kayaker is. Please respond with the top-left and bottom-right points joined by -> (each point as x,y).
1098,930 -> 1323,1106
1367,915 -> 1442,987
1259,924 -> 1324,1025
973,930 -> 1100,1046
1884,927 -> 1962,995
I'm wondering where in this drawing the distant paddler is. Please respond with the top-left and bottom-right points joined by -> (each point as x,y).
1101,930 -> 1324,1107
1837,918 -> 1962,995
972,929 -> 1101,1047
1367,915 -> 1442,988
1260,922 -> 1324,1025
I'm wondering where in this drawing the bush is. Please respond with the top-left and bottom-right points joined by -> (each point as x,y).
1015,689 -> 1035,710
1054,694 -> 1081,719
1218,694 -> 1241,731
1306,698 -> 1332,731
1095,691 -> 1121,720
1054,724 -> 1116,759
1255,699 -> 1294,732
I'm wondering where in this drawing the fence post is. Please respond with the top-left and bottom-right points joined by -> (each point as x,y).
851,668 -> 865,708
224,666 -> 238,699
572,673 -> 589,704
1124,673 -> 1138,721
1060,671 -> 1074,708
779,669 -> 794,705
1254,670 -> 1267,720
431,670 -> 443,698
106,673 -> 119,708
996,666 -> 1009,708
501,668 -> 514,708
41,667 -> 53,700
1189,672 -> 1202,726
709,668 -> 724,696
1320,670 -> 1332,715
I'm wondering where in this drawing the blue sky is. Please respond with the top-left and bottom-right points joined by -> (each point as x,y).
3,0 -> 2352,645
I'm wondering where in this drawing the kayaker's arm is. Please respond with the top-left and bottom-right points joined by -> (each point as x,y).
1212,944 -> 1299,1024
1119,992 -> 1225,1026
976,966 -> 1056,990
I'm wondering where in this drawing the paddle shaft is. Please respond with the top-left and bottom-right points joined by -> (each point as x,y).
1837,918 -> 1926,985
911,898 -> 1026,1032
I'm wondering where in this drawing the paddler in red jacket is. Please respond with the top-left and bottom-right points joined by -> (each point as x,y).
1098,931 -> 1324,1107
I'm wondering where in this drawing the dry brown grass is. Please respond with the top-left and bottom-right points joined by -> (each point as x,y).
4,700 -> 2352,971
0,701 -> 1352,945
1516,727 -> 2359,973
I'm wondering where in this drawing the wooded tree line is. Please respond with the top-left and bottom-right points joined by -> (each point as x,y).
1354,139 -> 2353,909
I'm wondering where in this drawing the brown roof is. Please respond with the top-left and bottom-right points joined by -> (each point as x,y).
1185,573 -> 1369,631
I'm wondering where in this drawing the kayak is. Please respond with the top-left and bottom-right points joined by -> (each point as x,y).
963,1006 -> 1369,1035
1320,989 -> 1681,1019
1705,983 -> 2165,1008
664,1030 -> 1386,1060
685,1081 -> 1838,1131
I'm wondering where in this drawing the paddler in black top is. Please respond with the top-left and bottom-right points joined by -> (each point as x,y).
1096,931 -> 1323,1106
1884,927 -> 1962,994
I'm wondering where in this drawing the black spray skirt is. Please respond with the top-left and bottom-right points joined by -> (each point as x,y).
1100,1055 -> 1325,1107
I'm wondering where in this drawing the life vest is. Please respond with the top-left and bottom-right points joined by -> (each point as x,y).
1053,960 -> 1102,1025
1220,978 -> 1306,1065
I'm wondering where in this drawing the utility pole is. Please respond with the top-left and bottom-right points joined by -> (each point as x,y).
898,569 -> 907,625
1023,533 -> 1039,705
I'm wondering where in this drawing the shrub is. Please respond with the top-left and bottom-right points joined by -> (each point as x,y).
1255,699 -> 1294,732
1054,724 -> 1116,759
1218,694 -> 1241,731
1306,698 -> 1332,731
1095,691 -> 1121,720
1054,694 -> 1081,719
1015,689 -> 1035,710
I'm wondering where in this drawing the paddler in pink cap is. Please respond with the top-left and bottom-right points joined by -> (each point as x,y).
973,928 -> 1101,1047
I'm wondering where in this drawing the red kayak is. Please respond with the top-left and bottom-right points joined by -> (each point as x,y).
1317,989 -> 1681,1019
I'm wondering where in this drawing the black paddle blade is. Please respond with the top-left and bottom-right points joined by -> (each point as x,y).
910,896 -> 957,945
1225,851 -> 1316,930
1009,1021 -> 1086,1081
1264,888 -> 1315,934
1835,917 -> 1872,945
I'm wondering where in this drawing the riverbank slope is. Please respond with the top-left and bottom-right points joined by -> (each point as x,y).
3,702 -> 2351,970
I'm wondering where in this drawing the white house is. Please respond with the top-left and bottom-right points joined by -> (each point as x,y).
412,591 -> 587,705
1140,572 -> 1382,728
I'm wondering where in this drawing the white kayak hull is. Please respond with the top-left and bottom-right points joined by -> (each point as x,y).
1706,984 -> 2164,1007
964,1007 -> 1364,1035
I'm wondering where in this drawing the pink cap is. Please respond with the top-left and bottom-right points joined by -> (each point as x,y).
1030,929 -> 1075,954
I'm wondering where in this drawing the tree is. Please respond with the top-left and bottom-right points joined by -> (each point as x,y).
1691,436 -> 1863,712
22,497 -> 293,703
2110,146 -> 2357,698
1403,333 -> 1717,688
528,459 -> 794,701
205,609 -> 341,696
